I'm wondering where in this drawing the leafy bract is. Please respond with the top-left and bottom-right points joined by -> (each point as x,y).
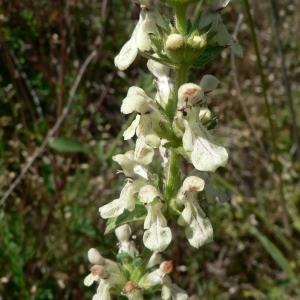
104,204 -> 147,235
193,46 -> 227,68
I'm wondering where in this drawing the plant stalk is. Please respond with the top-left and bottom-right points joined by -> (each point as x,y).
165,64 -> 189,201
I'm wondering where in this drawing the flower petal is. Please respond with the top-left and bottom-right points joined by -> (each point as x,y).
190,121 -> 228,172
124,115 -> 140,140
200,75 -> 220,93
99,198 -> 125,219
134,138 -> 155,165
84,273 -> 95,286
178,83 -> 204,109
147,59 -> 172,106
185,209 -> 214,248
138,185 -> 161,204
143,222 -> 172,252
88,248 -> 105,265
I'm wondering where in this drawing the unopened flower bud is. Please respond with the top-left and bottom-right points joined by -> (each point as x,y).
199,108 -> 212,124
184,35 -> 207,64
165,34 -> 185,63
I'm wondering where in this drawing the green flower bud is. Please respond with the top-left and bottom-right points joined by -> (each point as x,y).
199,108 -> 212,124
184,34 -> 207,64
165,33 -> 185,63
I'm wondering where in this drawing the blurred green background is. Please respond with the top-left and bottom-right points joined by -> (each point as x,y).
0,0 -> 299,299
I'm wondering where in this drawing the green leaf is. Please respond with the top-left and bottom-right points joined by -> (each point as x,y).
104,204 -> 147,235
193,46 -> 228,68
49,137 -> 90,153
249,225 -> 297,281
164,144 -> 191,162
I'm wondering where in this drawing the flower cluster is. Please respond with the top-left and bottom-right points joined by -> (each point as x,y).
84,224 -> 188,299
99,68 -> 229,252
85,0 -> 241,298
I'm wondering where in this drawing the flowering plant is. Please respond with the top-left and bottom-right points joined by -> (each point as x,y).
85,0 -> 242,298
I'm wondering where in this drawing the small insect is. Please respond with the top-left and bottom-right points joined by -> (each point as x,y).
206,117 -> 219,130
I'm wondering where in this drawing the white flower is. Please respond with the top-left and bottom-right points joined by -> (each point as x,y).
199,0 -> 243,57
115,224 -> 139,257
99,151 -> 148,219
84,267 -> 113,300
84,248 -> 126,300
88,248 -> 106,265
138,185 -> 172,252
176,81 -> 228,172
122,87 -> 164,165
87,248 -> 120,274
141,261 -> 187,299
147,58 -> 173,107
141,261 -> 173,288
92,280 -> 111,300
176,176 -> 214,248
115,3 -> 166,70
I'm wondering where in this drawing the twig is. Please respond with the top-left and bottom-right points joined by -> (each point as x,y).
243,0 -> 291,239
0,50 -> 97,207
230,13 -> 265,154
80,69 -> 117,142
9,49 -> 43,119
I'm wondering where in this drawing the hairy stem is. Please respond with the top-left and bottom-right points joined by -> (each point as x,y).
165,65 -> 189,201
173,3 -> 188,36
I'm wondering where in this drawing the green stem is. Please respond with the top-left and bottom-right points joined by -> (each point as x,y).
173,3 -> 188,36
165,151 -> 181,201
165,65 -> 189,201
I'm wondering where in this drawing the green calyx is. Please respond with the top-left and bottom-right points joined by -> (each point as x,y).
184,32 -> 207,63
165,33 -> 185,63
163,32 -> 207,65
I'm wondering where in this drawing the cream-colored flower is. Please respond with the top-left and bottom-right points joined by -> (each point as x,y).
115,3 -> 166,70
176,81 -> 228,172
115,224 -> 139,257
147,58 -> 172,107
99,151 -> 148,218
176,176 -> 214,248
122,87 -> 164,165
84,248 -> 126,300
138,185 -> 172,252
